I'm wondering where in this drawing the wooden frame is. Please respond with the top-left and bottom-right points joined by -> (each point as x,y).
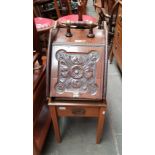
48,99 -> 107,144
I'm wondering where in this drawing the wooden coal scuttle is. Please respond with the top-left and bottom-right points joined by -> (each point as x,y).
46,18 -> 108,144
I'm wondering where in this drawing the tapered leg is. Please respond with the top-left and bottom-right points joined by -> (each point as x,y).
33,140 -> 40,155
49,106 -> 61,143
109,50 -> 114,64
96,107 -> 106,144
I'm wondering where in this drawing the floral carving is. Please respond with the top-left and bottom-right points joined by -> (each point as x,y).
55,50 -> 99,96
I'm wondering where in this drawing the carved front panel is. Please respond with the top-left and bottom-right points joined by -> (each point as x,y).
50,46 -> 105,100
55,50 -> 99,97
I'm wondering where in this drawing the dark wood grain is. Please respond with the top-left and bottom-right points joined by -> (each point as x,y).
96,107 -> 106,144
48,99 -> 107,143
33,105 -> 51,151
57,106 -> 99,117
48,99 -> 107,107
33,48 -> 51,154
48,28 -> 107,100
47,22 -> 108,144
107,0 -> 115,14
49,106 -> 61,143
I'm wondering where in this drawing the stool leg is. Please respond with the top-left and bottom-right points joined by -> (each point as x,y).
96,107 -> 106,144
49,106 -> 61,143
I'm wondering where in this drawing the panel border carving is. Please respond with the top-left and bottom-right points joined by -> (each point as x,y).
55,49 -> 100,97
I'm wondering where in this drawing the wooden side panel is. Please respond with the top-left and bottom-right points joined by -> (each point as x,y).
111,3 -> 122,70
33,72 -> 46,124
33,105 -> 51,151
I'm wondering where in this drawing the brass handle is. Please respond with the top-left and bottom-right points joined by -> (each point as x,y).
87,21 -> 95,38
65,20 -> 72,37
72,108 -> 86,115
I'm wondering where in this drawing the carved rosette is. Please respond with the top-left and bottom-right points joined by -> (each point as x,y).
55,50 -> 99,96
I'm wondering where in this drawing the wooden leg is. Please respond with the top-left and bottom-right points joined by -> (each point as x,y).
54,0 -> 61,18
33,140 -> 40,155
101,0 -> 104,8
109,50 -> 114,64
49,106 -> 61,143
96,107 -> 106,144
84,0 -> 88,14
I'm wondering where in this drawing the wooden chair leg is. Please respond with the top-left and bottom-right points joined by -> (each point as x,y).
54,0 -> 61,18
33,140 -> 40,155
49,106 -> 61,143
109,49 -> 114,64
101,0 -> 104,8
96,107 -> 106,144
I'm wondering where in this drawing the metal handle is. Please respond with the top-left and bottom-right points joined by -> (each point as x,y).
72,108 -> 86,115
65,20 -> 72,37
87,21 -> 95,38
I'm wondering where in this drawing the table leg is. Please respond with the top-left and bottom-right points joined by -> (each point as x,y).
96,107 -> 106,144
49,106 -> 61,143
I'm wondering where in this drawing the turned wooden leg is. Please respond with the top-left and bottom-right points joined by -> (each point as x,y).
49,106 -> 61,143
96,107 -> 106,144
